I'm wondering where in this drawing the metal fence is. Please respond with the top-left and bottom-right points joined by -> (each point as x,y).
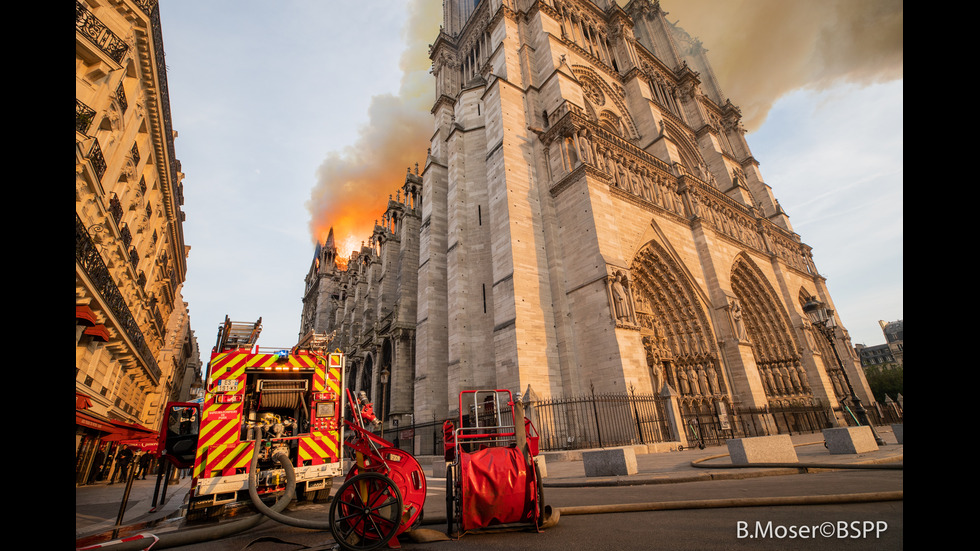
376,393 -> 900,456
379,392 -> 671,455
736,404 -> 836,439
836,399 -> 904,427
527,392 -> 672,451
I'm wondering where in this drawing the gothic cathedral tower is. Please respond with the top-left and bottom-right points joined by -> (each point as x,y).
415,0 -> 872,431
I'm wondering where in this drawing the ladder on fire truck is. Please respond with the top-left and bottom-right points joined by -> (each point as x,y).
214,315 -> 262,352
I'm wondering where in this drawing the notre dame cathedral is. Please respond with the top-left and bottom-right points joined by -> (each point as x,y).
300,0 -> 874,440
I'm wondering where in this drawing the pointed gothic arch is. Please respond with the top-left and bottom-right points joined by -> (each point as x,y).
629,240 -> 729,414
662,118 -> 705,175
359,353 -> 374,396
730,255 -> 813,405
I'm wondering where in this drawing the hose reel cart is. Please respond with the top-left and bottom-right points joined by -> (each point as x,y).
442,389 -> 548,537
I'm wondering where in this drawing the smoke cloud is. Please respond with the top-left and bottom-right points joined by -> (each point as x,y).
660,0 -> 903,130
306,0 -> 440,254
307,0 -> 903,247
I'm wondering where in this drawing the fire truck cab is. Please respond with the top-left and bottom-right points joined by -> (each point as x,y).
184,317 -> 345,518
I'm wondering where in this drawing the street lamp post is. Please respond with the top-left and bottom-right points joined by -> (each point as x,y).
380,368 -> 390,441
802,299 -> 885,445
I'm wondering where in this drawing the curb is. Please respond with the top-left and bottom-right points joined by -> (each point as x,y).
540,453 -> 903,488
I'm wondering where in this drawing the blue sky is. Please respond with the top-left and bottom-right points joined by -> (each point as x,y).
157,1 -> 902,357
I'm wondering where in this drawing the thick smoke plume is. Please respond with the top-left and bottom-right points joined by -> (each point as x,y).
307,0 -> 903,248
306,0 -> 440,256
661,0 -> 903,130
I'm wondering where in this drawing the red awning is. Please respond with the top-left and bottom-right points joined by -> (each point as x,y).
104,419 -> 156,440
84,324 -> 110,342
76,392 -> 93,410
76,305 -> 98,326
76,411 -> 156,443
76,411 -> 118,434
118,436 -> 159,453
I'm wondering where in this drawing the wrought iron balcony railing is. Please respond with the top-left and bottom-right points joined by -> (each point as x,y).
76,213 -> 161,384
75,1 -> 129,64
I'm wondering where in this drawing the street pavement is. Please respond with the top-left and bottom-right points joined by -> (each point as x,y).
76,427 -> 903,547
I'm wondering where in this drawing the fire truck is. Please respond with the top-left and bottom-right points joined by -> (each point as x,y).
161,316 -> 346,520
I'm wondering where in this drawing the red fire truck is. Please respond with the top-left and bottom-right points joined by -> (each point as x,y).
160,316 -> 346,520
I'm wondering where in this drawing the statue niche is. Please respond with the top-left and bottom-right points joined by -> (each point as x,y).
606,269 -> 636,326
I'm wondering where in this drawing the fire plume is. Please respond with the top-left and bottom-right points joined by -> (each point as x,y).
307,0 -> 439,255
306,0 -> 901,249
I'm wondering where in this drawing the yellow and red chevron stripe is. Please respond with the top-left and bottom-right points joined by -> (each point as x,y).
194,351 -> 249,476
298,431 -> 340,465
208,350 -> 249,383
196,441 -> 254,478
315,355 -> 341,394
244,352 -> 321,369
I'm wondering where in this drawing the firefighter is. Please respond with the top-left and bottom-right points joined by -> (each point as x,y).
136,450 -> 152,480
112,446 -> 134,484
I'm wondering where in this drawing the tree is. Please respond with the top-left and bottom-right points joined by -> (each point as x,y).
863,364 -> 903,403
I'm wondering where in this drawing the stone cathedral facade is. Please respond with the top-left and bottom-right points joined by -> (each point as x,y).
304,0 -> 875,436
415,0 -> 873,431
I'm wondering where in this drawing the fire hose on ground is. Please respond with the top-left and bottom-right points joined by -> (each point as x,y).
421,447 -> 903,533
80,439 -> 302,551
81,442 -> 902,550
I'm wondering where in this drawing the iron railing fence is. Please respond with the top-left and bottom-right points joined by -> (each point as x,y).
527,392 -> 673,451
369,392 -> 672,456
735,403 -> 836,439
677,409 -> 750,447
835,400 -> 903,427
363,394 -> 897,457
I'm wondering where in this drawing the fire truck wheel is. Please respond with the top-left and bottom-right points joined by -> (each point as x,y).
534,460 -> 545,526
329,472 -> 403,551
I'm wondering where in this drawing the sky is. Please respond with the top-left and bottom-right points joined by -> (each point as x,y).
156,0 -> 903,363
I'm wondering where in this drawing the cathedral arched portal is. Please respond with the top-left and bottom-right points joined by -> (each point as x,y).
629,241 -> 729,417
729,256 -> 814,407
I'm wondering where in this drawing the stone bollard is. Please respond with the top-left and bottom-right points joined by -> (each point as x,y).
727,435 -> 798,464
891,424 -> 903,444
582,447 -> 637,477
432,457 -> 448,478
823,426 -> 879,454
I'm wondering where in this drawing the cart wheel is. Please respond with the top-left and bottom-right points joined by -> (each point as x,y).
329,472 -> 403,551
524,446 -> 545,528
534,460 -> 545,526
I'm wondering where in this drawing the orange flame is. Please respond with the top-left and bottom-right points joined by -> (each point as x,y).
307,0 -> 438,251
306,0 -> 902,246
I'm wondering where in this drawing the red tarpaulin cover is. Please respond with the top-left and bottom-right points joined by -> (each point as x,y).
460,446 -> 534,529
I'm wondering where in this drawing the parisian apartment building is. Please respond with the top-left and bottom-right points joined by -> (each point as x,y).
75,0 -> 202,485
